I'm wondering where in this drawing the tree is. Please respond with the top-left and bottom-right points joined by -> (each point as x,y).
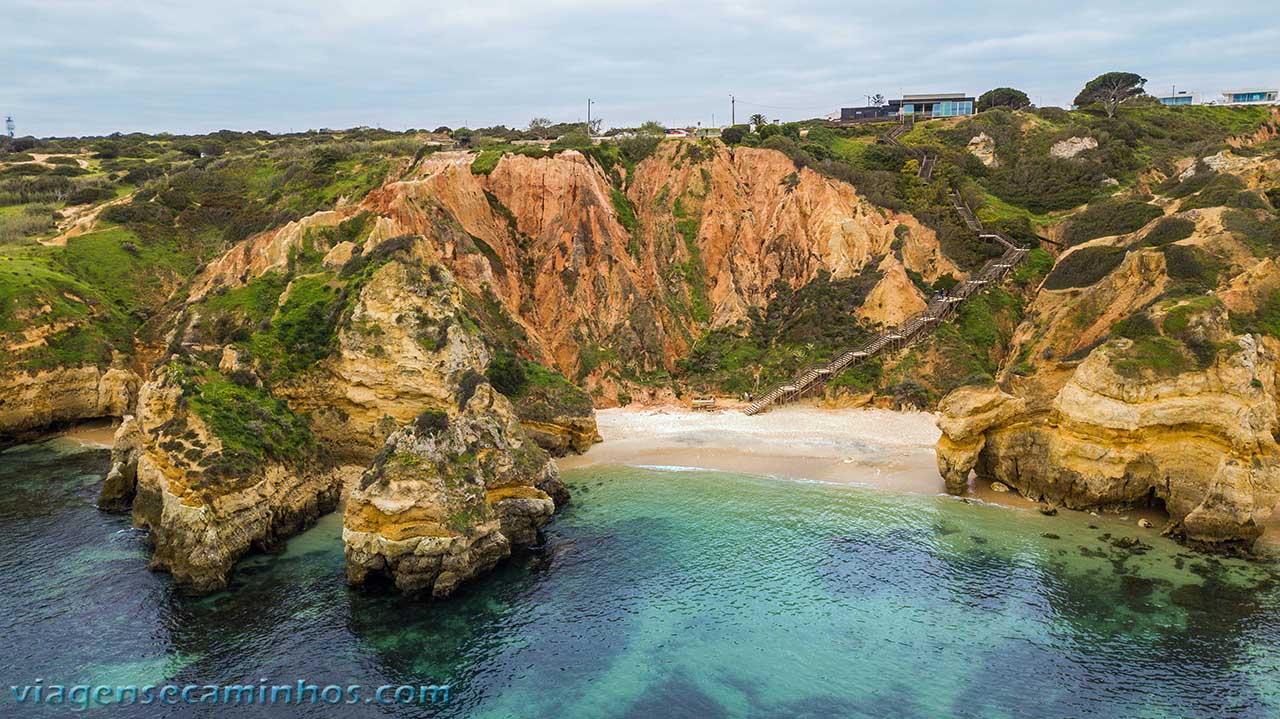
527,117 -> 553,132
721,125 -> 748,145
1074,72 -> 1147,118
748,113 -> 768,127
638,120 -> 665,135
870,93 -> 886,106
977,87 -> 1031,112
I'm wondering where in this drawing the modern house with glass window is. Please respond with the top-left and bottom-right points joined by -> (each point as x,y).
1156,91 -> 1199,106
836,93 -> 976,124
1220,89 -> 1278,106
895,93 -> 976,118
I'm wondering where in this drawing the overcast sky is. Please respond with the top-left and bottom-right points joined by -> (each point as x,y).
5,0 -> 1278,137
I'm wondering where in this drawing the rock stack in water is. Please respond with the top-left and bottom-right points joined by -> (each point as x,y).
344,381 -> 564,596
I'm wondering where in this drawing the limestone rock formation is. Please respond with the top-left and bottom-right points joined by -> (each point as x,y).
935,385 -> 1024,494
98,416 -> 141,511
0,365 -> 138,440
344,382 -> 564,596
967,133 -> 998,167
1049,136 -> 1098,159
119,366 -> 346,593
938,308 -> 1280,552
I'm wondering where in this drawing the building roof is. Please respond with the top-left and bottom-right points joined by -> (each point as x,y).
902,93 -> 970,101
1222,89 -> 1278,94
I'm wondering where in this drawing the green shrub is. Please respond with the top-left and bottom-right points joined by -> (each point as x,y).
610,187 -> 637,232
1136,216 -> 1195,247
1112,336 -> 1191,378
1179,173 -> 1266,210
186,371 -> 314,479
1063,200 -> 1162,246
1112,312 -> 1158,339
486,350 -> 528,396
1043,246 -> 1127,290
1159,168 -> 1215,198
1162,244 -> 1216,285
470,149 -> 505,175
1222,209 -> 1280,256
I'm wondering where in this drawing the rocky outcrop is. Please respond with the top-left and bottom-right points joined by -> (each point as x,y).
98,416 -> 141,511
1050,136 -> 1098,159
967,133 -> 998,167
344,382 -> 564,596
0,365 -> 138,440
111,255 -> 573,595
935,386 -> 1024,494
274,260 -> 494,463
119,367 -> 347,593
939,303 -> 1280,552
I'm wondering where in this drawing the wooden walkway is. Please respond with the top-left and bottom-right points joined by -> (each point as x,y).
743,121 -> 1028,416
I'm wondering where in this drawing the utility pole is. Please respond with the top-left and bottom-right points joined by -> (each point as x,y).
4,116 -> 13,138
731,95 -> 735,126
586,98 -> 593,135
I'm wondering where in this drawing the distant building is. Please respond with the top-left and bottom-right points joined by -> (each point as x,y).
838,92 -> 976,123
1220,89 -> 1278,106
1156,91 -> 1199,106
896,93 -> 976,118
839,105 -> 894,122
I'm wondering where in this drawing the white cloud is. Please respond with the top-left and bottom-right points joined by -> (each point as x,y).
1,0 -> 1275,136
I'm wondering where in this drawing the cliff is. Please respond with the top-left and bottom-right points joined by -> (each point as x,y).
344,382 -> 564,596
112,256 -> 573,593
937,142 -> 1280,552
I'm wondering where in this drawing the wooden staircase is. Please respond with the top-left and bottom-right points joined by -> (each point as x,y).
742,123 -> 1029,416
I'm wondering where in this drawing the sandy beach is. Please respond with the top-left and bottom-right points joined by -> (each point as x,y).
561,405 -> 1040,503
561,405 -> 1166,518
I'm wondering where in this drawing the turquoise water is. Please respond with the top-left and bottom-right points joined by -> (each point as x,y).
3,438 -> 1280,717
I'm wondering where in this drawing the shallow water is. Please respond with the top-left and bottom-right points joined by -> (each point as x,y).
3,438 -> 1280,718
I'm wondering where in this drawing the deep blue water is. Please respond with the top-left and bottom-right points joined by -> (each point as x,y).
2,437 -> 1280,718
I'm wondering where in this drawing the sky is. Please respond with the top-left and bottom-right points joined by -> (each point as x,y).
5,0 -> 1278,138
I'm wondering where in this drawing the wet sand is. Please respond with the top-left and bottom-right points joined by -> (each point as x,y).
56,419 -> 117,448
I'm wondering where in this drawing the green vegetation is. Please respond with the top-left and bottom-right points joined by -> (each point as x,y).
1044,246 -> 1128,290
677,268 -> 881,394
1073,72 -> 1148,118
1136,216 -> 1195,247
1062,200 -> 1162,246
1223,209 -> 1280,256
245,274 -> 346,379
977,88 -> 1031,112
178,366 -> 315,479
1232,290 -> 1280,336
509,360 -> 595,423
1112,312 -> 1158,339
1179,173 -> 1268,211
610,188 -> 638,232
1112,335 -> 1190,378
485,350 -> 528,396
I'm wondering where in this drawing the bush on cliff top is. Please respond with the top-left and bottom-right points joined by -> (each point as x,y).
1063,200 -> 1162,246
183,370 -> 315,479
1043,246 -> 1127,290
1135,216 -> 1196,247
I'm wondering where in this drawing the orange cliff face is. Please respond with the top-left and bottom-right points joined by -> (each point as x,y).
187,142 -> 960,401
